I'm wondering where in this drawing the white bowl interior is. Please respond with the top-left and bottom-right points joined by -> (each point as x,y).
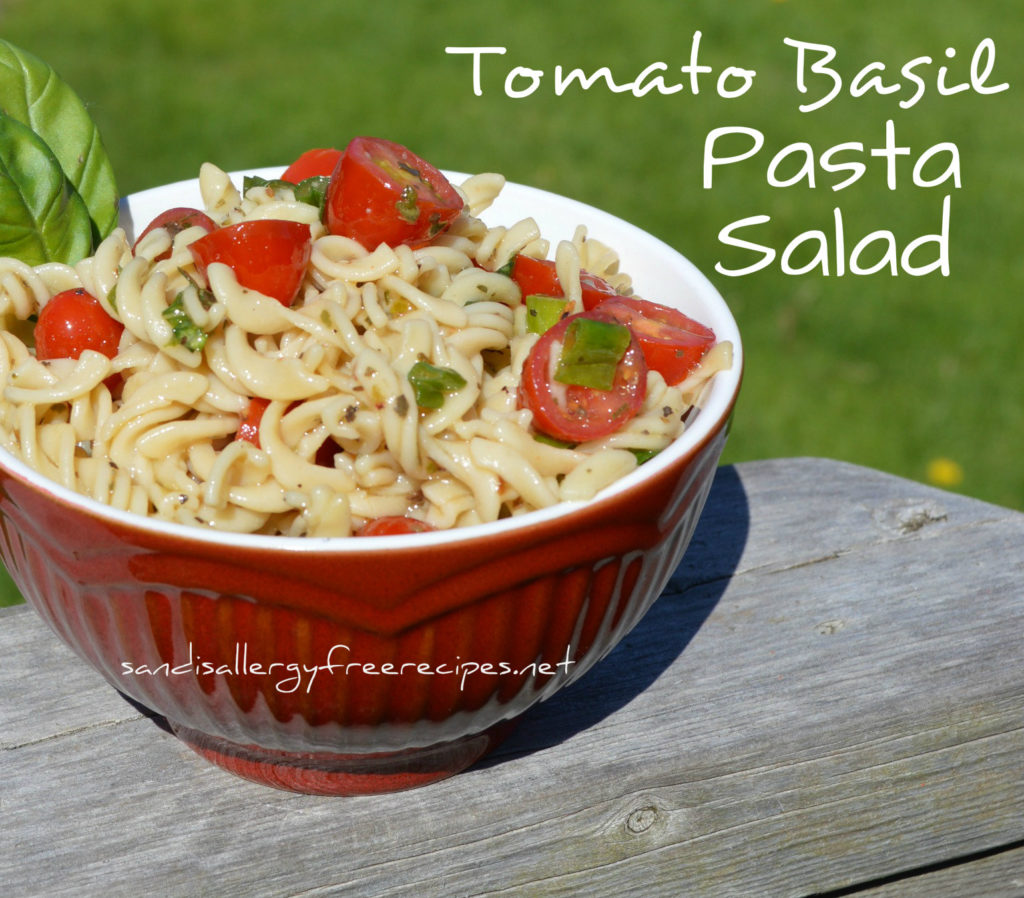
1,168 -> 742,550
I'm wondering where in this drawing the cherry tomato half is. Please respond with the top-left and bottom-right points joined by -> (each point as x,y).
281,147 -> 343,183
325,137 -> 464,250
357,516 -> 438,536
236,397 -> 340,466
509,255 -> 560,297
189,220 -> 312,306
518,311 -> 648,443
509,255 -> 619,310
35,288 -> 124,362
133,207 -> 217,262
591,296 -> 716,385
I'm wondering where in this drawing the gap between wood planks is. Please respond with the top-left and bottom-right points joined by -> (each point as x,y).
805,837 -> 1024,897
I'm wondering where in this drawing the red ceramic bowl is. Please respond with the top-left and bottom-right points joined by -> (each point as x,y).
0,171 -> 743,795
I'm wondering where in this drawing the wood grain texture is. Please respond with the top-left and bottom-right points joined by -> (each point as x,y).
2,458 -> 1022,898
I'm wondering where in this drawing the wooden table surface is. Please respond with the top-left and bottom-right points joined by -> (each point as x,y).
2,457 -> 1022,898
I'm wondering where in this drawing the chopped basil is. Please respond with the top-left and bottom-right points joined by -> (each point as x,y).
162,297 -> 206,351
533,432 -> 577,449
427,211 -> 445,236
244,174 -> 329,216
496,254 -> 516,278
243,174 -> 286,192
383,290 -> 414,317
554,317 -> 631,391
630,448 -> 659,465
293,175 -> 329,210
162,273 -> 216,352
525,294 -> 570,335
408,361 -> 466,409
396,185 -> 420,223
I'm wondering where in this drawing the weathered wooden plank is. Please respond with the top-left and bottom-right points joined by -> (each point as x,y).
2,459 -> 1022,898
1,611 -> 145,750
856,844 -> 1024,897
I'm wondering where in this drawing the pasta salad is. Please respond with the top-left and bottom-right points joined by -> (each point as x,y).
0,138 -> 731,537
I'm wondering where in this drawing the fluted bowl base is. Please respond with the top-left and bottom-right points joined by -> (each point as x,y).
169,719 -> 516,795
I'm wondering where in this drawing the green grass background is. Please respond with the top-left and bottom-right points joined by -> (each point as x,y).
0,0 -> 1021,606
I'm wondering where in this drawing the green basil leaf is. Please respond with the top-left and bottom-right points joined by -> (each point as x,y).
243,173 -> 329,215
630,448 -> 659,465
243,175 -> 285,192
496,254 -> 516,278
293,175 -> 329,213
408,361 -> 467,409
162,294 -> 207,352
0,115 -> 93,264
0,39 -> 118,241
162,274 -> 216,352
533,432 -> 577,449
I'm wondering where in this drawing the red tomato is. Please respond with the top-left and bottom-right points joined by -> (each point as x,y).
237,398 -> 340,466
35,288 -> 124,362
510,255 -> 561,297
189,220 -> 312,306
313,436 -> 342,467
357,516 -> 437,536
518,311 -> 647,443
592,297 -> 716,385
281,147 -> 343,183
510,255 -> 619,309
236,397 -> 270,447
325,137 -> 464,249
133,207 -> 217,260
579,272 -> 625,309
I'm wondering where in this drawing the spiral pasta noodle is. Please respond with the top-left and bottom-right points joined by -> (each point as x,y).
0,163 -> 731,536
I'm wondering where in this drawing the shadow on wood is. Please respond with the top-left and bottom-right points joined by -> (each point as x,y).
481,463 -> 751,764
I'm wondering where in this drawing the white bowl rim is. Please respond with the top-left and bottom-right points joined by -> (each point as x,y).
0,168 -> 743,551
